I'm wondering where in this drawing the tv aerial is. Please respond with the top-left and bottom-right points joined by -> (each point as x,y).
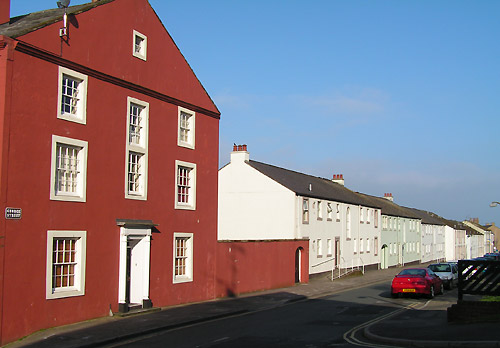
57,0 -> 71,9
57,0 -> 71,38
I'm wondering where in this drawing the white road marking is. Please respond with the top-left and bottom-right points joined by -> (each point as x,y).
343,301 -> 423,347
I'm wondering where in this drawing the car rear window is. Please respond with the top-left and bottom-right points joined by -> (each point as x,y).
399,269 -> 426,276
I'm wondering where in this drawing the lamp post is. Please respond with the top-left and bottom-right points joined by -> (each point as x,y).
490,201 -> 500,207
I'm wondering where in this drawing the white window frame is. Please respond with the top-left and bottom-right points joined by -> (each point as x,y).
346,207 -> 351,239
46,230 -> 86,299
125,97 -> 149,200
360,238 -> 364,253
57,67 -> 88,124
317,200 -> 322,220
317,239 -> 323,257
336,204 -> 340,221
173,232 -> 193,283
132,30 -> 147,61
327,239 -> 332,256
177,107 -> 196,149
302,198 -> 309,224
50,135 -> 88,202
326,203 -> 332,220
175,160 -> 197,210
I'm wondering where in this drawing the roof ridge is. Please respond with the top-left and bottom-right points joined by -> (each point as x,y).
0,0 -> 115,38
249,159 -> 331,182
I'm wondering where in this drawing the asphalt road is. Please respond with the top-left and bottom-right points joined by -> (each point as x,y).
102,281 -> 458,348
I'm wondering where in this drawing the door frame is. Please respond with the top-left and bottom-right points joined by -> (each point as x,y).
295,247 -> 303,283
118,226 -> 152,312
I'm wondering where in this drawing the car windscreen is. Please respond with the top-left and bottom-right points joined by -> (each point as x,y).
429,264 -> 451,272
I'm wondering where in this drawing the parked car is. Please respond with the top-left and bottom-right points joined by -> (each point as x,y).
428,263 -> 458,289
391,268 -> 444,299
484,253 -> 500,261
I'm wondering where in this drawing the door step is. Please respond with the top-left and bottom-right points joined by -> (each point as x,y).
114,305 -> 160,317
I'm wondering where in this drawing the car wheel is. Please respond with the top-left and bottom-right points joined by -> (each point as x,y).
427,285 -> 434,299
391,292 -> 398,298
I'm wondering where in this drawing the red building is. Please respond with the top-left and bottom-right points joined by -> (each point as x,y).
0,0 -> 220,344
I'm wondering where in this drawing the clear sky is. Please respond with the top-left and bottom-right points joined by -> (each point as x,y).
11,1 -> 500,226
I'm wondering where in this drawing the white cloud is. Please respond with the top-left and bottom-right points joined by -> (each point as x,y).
295,87 -> 390,117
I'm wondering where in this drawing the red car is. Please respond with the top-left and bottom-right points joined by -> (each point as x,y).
391,268 -> 444,298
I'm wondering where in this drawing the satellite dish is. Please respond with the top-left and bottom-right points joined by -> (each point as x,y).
57,0 -> 70,9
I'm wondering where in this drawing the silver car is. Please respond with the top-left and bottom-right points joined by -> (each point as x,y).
428,263 -> 458,289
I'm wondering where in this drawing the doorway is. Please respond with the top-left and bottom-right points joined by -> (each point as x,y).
334,237 -> 340,269
295,247 -> 303,283
118,227 -> 152,312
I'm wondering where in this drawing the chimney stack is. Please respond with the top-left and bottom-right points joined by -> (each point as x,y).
0,0 -> 10,25
332,174 -> 344,186
230,144 -> 249,163
383,193 -> 394,202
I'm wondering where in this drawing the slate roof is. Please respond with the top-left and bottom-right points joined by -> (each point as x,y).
0,0 -> 114,38
247,160 -> 381,209
405,208 -> 447,226
356,193 -> 421,220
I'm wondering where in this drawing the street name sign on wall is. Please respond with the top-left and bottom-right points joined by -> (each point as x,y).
5,207 -> 22,220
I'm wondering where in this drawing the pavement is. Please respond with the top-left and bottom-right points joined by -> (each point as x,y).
5,264 -> 500,348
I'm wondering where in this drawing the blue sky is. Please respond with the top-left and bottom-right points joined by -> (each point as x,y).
12,1 -> 500,225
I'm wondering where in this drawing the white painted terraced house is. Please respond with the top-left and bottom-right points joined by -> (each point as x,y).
407,208 -> 446,263
218,145 -> 382,276
358,193 -> 422,269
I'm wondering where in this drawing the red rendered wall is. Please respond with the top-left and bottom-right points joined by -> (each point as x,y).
216,240 -> 309,298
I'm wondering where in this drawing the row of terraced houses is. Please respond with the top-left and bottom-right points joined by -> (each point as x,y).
0,0 -> 496,345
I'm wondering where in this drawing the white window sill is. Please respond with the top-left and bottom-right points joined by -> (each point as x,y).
47,287 -> 84,300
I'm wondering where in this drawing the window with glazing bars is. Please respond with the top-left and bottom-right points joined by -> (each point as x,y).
179,111 -> 191,143
128,152 -> 142,194
175,237 -> 188,276
56,144 -> 80,194
302,199 -> 309,223
177,166 -> 191,204
134,35 -> 144,54
52,238 -> 77,289
61,75 -> 81,115
129,103 -> 144,145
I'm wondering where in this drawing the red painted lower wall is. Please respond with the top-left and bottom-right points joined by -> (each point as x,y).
216,240 -> 309,298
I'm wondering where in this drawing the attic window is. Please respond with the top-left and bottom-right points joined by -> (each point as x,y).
133,30 -> 147,61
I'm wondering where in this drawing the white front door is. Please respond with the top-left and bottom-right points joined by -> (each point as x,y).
128,237 -> 147,304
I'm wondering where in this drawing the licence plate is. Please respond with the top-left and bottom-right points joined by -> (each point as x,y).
402,289 -> 416,292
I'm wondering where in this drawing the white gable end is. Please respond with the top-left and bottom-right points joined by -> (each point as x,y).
218,159 -> 296,241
